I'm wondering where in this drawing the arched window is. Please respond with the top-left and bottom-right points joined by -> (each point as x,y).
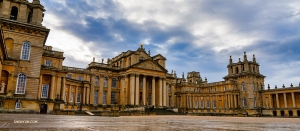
10,6 -> 18,20
15,100 -> 21,109
195,80 -> 198,84
95,76 -> 99,86
103,78 -> 108,87
20,41 -> 31,60
260,84 -> 263,90
236,67 -> 239,74
112,78 -> 117,88
242,82 -> 245,91
15,73 -> 26,94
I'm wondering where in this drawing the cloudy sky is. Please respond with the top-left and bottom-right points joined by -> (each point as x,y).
38,0 -> 300,88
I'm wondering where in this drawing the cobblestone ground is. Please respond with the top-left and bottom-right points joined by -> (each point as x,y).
0,114 -> 300,131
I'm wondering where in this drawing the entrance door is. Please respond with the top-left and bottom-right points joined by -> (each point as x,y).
40,104 -> 48,114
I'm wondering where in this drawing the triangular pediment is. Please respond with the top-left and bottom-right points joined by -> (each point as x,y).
152,54 -> 166,60
133,60 -> 166,72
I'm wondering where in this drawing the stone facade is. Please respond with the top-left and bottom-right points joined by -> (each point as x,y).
0,0 -> 299,117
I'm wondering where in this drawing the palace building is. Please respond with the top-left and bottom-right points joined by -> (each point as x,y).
0,0 -> 299,117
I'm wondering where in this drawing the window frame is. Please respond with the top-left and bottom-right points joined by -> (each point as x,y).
94,90 -> 98,105
77,93 -> 81,103
41,84 -> 49,98
15,73 -> 27,94
15,101 -> 21,109
45,60 -> 52,67
70,92 -> 74,102
20,41 -> 31,60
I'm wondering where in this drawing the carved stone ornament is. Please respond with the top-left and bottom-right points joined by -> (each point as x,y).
135,60 -> 163,71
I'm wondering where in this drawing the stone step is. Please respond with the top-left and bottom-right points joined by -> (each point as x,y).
85,111 -> 95,116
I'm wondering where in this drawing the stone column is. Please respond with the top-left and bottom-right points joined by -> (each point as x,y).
125,75 -> 128,105
83,87 -> 86,105
292,92 -> 296,108
159,78 -> 163,106
99,75 -> 104,105
86,87 -> 90,104
230,94 -> 233,108
234,95 -> 237,108
90,75 -> 95,105
284,93 -> 287,108
152,77 -> 156,106
107,77 -> 112,105
61,77 -> 66,101
276,93 -> 279,108
135,74 -> 139,105
120,76 -> 125,105
50,75 -> 56,99
56,77 -> 62,99
268,94 -> 272,108
222,95 -> 224,108
38,74 -> 43,99
130,74 -> 135,105
163,80 -> 167,106
75,86 -> 78,103
142,75 -> 146,105
68,86 -> 72,103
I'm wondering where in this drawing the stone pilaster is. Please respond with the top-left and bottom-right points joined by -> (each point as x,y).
135,74 -> 139,105
152,77 -> 155,106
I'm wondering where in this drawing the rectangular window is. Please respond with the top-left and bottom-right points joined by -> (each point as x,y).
103,91 -> 107,104
213,100 -> 216,108
254,97 -> 256,108
70,92 -> 74,102
243,98 -> 247,107
200,101 -> 204,108
67,74 -> 72,79
224,100 -> 226,108
15,102 -> 21,109
111,92 -> 116,104
169,96 -> 171,107
194,101 -> 198,108
148,82 -> 152,90
45,60 -> 52,66
207,101 -> 210,108
77,94 -> 81,103
41,84 -> 49,98
78,76 -> 82,81
148,93 -> 152,105
94,90 -> 98,105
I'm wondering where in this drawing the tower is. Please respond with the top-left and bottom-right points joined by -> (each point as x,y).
224,52 -> 265,110
0,0 -> 49,111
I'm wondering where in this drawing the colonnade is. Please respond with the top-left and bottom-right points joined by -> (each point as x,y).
177,94 -> 239,109
267,92 -> 297,108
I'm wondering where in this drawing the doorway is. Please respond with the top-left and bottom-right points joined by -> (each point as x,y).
288,110 -> 293,117
40,104 -> 47,114
273,111 -> 277,116
280,110 -> 284,116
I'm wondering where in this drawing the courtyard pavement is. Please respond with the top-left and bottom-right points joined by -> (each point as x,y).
0,114 -> 299,131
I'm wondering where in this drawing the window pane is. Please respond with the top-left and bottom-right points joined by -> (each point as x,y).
16,74 -> 26,94
41,84 -> 49,98
94,90 -> 98,104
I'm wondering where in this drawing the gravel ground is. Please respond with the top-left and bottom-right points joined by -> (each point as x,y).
0,114 -> 299,131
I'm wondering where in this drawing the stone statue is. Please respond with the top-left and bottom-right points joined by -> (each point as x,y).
102,58 -> 104,63
0,81 -> 5,93
265,100 -> 269,108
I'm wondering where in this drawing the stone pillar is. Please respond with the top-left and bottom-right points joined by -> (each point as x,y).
61,77 -> 66,101
83,87 -> 86,105
107,77 -> 112,105
292,92 -> 296,108
222,95 -> 224,108
75,86 -> 78,103
50,75 -> 55,99
130,74 -> 135,105
152,77 -> 156,106
135,74 -> 139,105
125,75 -> 128,105
269,94 -> 272,108
56,77 -> 62,99
234,95 -> 237,108
120,76 -> 125,105
163,80 -> 167,106
230,94 -> 233,108
68,86 -> 72,103
159,78 -> 163,106
276,93 -> 279,108
86,87 -> 90,104
284,93 -> 287,108
99,75 -> 104,105
142,75 -> 146,105
90,75 -> 95,105
38,75 -> 43,99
